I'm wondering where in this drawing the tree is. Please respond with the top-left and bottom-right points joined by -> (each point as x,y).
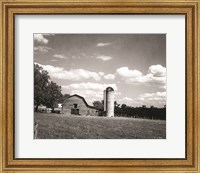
60,94 -> 70,103
34,64 -> 50,111
45,81 -> 63,109
93,100 -> 104,109
34,64 -> 63,111
114,101 -> 121,116
121,104 -> 127,116
114,101 -> 120,108
121,104 -> 127,110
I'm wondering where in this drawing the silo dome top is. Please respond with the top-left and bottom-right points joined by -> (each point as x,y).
106,86 -> 114,92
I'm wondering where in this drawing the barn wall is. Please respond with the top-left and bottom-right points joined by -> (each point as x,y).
62,96 -> 99,116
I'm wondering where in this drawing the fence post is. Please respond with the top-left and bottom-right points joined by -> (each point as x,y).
34,122 -> 38,139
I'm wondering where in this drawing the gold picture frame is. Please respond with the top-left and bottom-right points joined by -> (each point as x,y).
0,0 -> 199,172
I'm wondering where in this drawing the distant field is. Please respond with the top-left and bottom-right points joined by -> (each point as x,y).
34,113 -> 166,139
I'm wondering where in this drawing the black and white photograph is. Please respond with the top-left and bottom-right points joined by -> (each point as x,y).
34,34 -> 166,139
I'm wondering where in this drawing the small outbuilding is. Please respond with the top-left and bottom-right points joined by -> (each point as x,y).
62,94 -> 102,116
37,104 -> 47,113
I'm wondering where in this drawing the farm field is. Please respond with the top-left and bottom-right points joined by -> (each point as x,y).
34,113 -> 166,139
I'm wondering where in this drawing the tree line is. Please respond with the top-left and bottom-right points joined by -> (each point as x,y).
93,101 -> 166,120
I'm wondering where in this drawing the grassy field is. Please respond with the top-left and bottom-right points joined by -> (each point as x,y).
34,113 -> 166,139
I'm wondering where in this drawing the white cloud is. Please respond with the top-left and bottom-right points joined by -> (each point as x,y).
34,46 -> 52,53
98,72 -> 105,76
139,91 -> 166,99
62,82 -> 118,105
148,64 -> 166,77
96,55 -> 112,61
116,67 -> 142,78
118,97 -> 134,106
116,65 -> 166,90
63,82 -> 117,91
135,73 -> 166,86
137,91 -> 166,107
53,54 -> 67,59
35,63 -> 102,81
118,92 -> 166,108
96,42 -> 111,47
120,97 -> 133,101
104,74 -> 115,80
34,34 -> 49,44
38,64 -> 63,73
123,97 -> 133,101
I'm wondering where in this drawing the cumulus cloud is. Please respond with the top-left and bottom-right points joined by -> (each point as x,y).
118,97 -> 134,106
123,97 -> 133,101
119,97 -> 133,102
116,67 -> 142,78
118,92 -> 166,108
116,65 -> 166,90
104,74 -> 115,80
136,91 -> 166,107
96,42 -> 111,47
63,82 -> 117,91
53,54 -> 67,59
34,46 -> 52,53
140,91 -> 166,98
96,55 -> 112,61
148,64 -> 166,77
99,72 -> 105,76
62,82 -> 118,105
35,63 -> 102,81
34,34 -> 49,44
34,34 -> 55,45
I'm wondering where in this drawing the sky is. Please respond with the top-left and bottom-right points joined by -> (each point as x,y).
34,34 -> 166,108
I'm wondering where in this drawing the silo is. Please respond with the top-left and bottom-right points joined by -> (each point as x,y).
103,90 -> 106,111
106,87 -> 114,117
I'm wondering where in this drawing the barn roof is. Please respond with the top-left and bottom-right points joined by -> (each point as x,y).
63,94 -> 102,110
